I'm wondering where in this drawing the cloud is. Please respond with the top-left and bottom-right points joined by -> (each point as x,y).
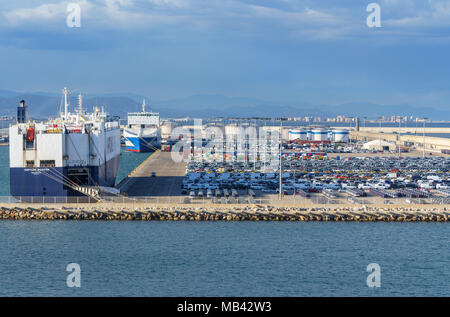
250,5 -> 339,24
3,0 -> 450,47
1,0 -> 344,31
4,1 -> 71,26
105,0 -> 133,7
147,0 -> 185,7
1,0 -> 195,31
382,0 -> 450,28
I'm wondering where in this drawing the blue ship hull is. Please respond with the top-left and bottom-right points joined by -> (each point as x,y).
126,136 -> 160,152
10,155 -> 120,200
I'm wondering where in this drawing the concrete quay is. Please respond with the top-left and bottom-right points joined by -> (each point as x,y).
117,150 -> 186,197
0,204 -> 449,222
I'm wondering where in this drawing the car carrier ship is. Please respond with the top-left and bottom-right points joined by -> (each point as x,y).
9,88 -> 121,202
123,99 -> 161,152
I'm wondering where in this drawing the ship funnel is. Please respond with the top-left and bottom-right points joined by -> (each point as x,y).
17,100 -> 27,123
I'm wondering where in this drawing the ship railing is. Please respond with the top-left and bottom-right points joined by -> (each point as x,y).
0,195 -> 446,205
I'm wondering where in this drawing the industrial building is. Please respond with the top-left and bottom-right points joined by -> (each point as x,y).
362,140 -> 396,152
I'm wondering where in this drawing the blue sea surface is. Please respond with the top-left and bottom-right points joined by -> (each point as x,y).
114,148 -> 151,186
0,146 -> 8,196
0,221 -> 448,296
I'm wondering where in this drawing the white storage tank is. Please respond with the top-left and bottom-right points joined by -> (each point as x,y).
288,129 -> 307,141
161,123 -> 173,139
311,128 -> 328,141
204,124 -> 225,140
306,130 -> 312,140
225,124 -> 239,137
281,128 -> 289,142
333,129 -> 349,142
261,126 -> 282,139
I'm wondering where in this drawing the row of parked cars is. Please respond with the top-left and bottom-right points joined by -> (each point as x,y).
183,156 -> 450,197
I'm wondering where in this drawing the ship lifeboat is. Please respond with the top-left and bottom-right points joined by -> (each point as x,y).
26,126 -> 35,142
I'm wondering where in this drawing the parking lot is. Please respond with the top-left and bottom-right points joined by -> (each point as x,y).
182,154 -> 450,205
118,141 -> 450,205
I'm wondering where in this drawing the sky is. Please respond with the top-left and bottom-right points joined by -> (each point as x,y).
1,0 -> 450,110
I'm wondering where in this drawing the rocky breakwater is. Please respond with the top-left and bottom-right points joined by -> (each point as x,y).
0,205 -> 449,222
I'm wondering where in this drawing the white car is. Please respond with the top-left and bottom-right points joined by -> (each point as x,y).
324,183 -> 340,190
436,183 -> 449,190
358,183 -> 372,190
419,183 -> 435,189
311,182 -> 323,190
427,175 -> 442,182
372,183 -> 390,189
341,183 -> 356,189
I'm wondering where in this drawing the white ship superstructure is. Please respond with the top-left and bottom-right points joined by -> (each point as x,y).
9,88 -> 121,201
124,99 -> 161,152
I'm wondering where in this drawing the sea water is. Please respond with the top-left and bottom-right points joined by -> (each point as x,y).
0,221 -> 448,296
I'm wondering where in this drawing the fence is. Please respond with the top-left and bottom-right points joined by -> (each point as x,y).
0,195 -> 449,205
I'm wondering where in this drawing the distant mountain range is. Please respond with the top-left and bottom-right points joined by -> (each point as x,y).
0,90 -> 449,120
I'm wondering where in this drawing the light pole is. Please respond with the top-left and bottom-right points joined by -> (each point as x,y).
398,116 -> 402,158
253,119 -> 257,171
279,120 -> 283,200
293,168 -> 296,201
259,117 -> 271,174
378,116 -> 383,151
421,117 -> 428,158
277,117 -> 288,200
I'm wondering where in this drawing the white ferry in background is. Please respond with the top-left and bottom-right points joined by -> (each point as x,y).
123,99 -> 161,152
9,88 -> 121,201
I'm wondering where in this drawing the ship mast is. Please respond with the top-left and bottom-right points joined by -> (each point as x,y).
78,93 -> 83,114
76,93 -> 83,125
63,87 -> 70,120
142,99 -> 146,113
